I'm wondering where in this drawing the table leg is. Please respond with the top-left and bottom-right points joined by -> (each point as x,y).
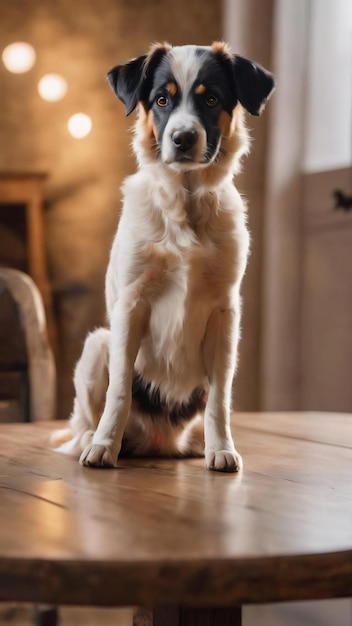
33,605 -> 58,626
133,606 -> 242,625
133,607 -> 153,625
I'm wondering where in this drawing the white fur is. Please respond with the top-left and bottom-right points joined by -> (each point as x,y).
52,45 -> 252,472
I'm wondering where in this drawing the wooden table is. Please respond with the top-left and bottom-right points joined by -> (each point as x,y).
0,412 -> 351,626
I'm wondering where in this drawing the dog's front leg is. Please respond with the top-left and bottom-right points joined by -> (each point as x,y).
80,294 -> 150,468
203,303 -> 242,472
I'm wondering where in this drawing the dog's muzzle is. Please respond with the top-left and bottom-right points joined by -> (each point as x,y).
171,129 -> 198,160
162,115 -> 207,167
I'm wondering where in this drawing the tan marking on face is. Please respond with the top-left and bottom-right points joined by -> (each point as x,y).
139,105 -> 152,133
136,104 -> 159,160
166,82 -> 177,96
219,110 -> 233,139
195,84 -> 206,95
190,105 -> 249,188
140,106 -> 157,139
146,109 -> 158,141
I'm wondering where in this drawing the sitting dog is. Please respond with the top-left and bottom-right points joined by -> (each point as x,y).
52,42 -> 275,471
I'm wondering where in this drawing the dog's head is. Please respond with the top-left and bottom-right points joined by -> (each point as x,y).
107,42 -> 275,172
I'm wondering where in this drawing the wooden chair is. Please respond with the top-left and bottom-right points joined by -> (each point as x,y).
0,268 -> 56,423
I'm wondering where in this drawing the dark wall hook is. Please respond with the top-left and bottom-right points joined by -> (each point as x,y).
333,189 -> 352,212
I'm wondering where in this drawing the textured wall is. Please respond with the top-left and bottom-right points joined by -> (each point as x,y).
0,0 -> 222,419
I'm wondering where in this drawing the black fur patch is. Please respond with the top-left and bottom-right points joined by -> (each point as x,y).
132,373 -> 206,425
107,46 -> 168,116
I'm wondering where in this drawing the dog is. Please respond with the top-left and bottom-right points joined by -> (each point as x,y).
52,42 -> 275,472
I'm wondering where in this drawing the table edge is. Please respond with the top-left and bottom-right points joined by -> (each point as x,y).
1,549 -> 351,607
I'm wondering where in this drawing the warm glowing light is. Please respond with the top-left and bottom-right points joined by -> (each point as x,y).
38,73 -> 67,102
67,113 -> 92,138
2,42 -> 36,73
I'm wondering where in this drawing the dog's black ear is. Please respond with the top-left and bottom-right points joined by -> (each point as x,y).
233,55 -> 275,116
107,45 -> 170,116
107,55 -> 147,116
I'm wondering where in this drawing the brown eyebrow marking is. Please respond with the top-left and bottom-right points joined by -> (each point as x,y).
165,82 -> 177,96
195,84 -> 206,94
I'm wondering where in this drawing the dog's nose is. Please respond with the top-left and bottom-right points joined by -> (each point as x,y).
172,130 -> 198,152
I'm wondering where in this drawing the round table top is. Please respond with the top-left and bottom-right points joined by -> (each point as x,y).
0,412 -> 351,607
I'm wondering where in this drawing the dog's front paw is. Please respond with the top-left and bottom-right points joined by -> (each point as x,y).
205,448 -> 243,473
79,442 -> 118,468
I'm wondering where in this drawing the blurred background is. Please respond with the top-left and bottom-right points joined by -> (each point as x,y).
0,0 -> 351,424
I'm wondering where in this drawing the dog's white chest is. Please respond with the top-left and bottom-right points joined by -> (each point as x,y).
135,228 -> 237,397
111,176 -> 249,400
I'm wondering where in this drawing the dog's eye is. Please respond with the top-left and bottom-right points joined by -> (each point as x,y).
205,94 -> 219,108
156,95 -> 169,107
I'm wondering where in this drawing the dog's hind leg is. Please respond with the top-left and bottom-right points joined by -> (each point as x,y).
79,293 -> 150,468
72,327 -> 110,429
51,328 -> 110,455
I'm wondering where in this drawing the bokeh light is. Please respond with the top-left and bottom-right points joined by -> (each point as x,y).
67,113 -> 92,138
38,73 -> 67,102
2,42 -> 36,73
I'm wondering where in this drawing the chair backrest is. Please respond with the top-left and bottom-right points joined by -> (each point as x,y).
0,268 -> 56,422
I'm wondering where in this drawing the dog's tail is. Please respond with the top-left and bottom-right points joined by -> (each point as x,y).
51,426 -> 74,448
50,399 -> 96,457
50,425 -> 94,456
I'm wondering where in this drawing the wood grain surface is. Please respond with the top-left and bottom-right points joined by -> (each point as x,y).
0,412 -> 351,608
